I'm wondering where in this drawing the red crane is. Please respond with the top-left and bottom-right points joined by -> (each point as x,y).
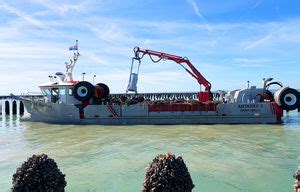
132,47 -> 212,102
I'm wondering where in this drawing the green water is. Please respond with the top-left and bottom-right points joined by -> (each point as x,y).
1,112 -> 300,192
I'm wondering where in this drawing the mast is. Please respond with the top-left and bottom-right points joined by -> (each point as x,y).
64,40 -> 80,82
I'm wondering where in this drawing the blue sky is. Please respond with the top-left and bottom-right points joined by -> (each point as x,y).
0,0 -> 299,95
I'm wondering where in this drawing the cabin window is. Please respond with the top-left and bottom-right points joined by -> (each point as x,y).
51,88 -> 59,96
59,88 -> 66,96
41,88 -> 51,96
50,88 -> 59,103
68,88 -> 73,96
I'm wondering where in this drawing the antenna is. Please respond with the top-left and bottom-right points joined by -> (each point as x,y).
93,75 -> 96,84
64,40 -> 80,82
82,72 -> 86,81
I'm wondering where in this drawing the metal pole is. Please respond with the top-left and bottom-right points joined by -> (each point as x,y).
82,72 -> 86,81
93,75 -> 96,84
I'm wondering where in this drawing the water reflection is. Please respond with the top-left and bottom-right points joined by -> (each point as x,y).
1,115 -> 21,131
0,112 -> 300,191
282,111 -> 300,128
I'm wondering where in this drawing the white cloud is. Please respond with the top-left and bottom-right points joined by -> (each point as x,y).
29,0 -> 89,15
0,3 -> 47,29
252,0 -> 264,9
87,24 -> 129,45
241,20 -> 300,50
0,42 -> 64,60
232,57 -> 271,68
0,1 -> 300,94
187,0 -> 205,19
243,34 -> 273,50
186,0 -> 211,31
83,52 -> 109,65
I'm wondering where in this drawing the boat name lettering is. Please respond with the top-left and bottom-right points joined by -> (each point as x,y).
238,104 -> 263,108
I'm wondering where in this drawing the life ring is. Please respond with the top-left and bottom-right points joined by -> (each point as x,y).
74,81 -> 95,101
274,87 -> 300,110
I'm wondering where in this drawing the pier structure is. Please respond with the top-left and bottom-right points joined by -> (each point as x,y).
1,95 -> 42,113
0,98 -> 25,116
0,95 -> 38,115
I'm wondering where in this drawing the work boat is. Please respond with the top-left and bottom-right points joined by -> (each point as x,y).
21,44 -> 300,124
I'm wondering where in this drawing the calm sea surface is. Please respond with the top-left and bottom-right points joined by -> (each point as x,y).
1,112 -> 300,192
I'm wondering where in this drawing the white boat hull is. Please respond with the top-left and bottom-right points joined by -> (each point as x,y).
21,98 -> 280,125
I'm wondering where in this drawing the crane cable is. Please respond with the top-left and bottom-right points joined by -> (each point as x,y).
147,54 -> 163,63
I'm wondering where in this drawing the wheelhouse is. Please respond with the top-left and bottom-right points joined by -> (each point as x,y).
39,83 -> 77,104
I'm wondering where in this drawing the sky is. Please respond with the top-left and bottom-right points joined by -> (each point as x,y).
0,0 -> 300,95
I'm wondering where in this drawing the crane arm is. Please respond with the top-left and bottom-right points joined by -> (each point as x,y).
133,47 -> 212,92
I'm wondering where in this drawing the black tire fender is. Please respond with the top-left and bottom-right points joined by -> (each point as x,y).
74,81 -> 95,101
274,87 -> 300,110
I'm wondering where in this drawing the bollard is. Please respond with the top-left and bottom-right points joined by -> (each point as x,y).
12,154 -> 66,192
294,169 -> 300,192
142,152 -> 194,192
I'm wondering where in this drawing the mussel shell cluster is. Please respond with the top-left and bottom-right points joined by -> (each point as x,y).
12,154 -> 66,192
109,95 -> 146,105
294,169 -> 300,192
109,96 -> 202,106
142,153 -> 194,192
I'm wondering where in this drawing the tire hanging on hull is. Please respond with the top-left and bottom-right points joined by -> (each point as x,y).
74,81 -> 95,101
274,87 -> 300,110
